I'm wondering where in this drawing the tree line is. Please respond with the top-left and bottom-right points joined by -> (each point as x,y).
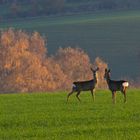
1,0 -> 140,21
0,29 -> 108,93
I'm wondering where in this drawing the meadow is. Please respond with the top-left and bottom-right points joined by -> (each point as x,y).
0,89 -> 140,140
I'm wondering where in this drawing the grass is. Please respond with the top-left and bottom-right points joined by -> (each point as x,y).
0,89 -> 140,140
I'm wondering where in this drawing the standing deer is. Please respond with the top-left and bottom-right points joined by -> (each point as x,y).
104,68 -> 129,104
67,67 -> 99,102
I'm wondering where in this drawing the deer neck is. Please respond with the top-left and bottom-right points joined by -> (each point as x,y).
94,74 -> 98,84
106,75 -> 111,85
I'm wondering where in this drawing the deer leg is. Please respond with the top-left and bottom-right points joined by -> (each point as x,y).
76,91 -> 81,102
122,89 -> 127,103
112,91 -> 116,104
67,90 -> 74,102
91,90 -> 95,101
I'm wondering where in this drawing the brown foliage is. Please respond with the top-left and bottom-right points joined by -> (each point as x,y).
0,29 -> 67,92
29,32 -> 47,60
0,29 -> 108,93
43,58 -> 67,90
54,47 -> 92,89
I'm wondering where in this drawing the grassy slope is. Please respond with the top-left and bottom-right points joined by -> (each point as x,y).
0,90 -> 140,140
0,10 -> 140,78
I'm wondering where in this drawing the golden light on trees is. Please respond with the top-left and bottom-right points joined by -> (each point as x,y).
0,29 -> 108,93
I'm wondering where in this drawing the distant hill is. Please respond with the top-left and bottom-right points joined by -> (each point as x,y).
0,10 -> 139,79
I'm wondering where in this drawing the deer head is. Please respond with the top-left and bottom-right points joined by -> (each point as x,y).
91,67 -> 99,79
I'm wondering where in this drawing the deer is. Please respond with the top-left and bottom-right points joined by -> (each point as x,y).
104,68 -> 129,104
67,67 -> 99,102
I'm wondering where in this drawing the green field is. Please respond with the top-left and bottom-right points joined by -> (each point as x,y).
0,89 -> 140,140
0,10 -> 140,78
